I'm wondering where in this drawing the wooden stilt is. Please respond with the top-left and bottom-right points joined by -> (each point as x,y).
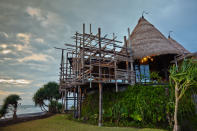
98,83 -> 103,127
63,90 -> 66,112
73,87 -> 76,117
66,90 -> 68,111
78,86 -> 81,119
98,27 -> 103,126
61,92 -> 64,113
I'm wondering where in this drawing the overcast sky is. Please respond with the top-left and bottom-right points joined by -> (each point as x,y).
0,0 -> 197,105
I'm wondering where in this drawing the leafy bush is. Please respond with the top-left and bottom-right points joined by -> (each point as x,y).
81,84 -> 196,129
150,71 -> 162,83
49,100 -> 62,113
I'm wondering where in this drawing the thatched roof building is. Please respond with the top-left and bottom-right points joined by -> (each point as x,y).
123,16 -> 191,82
168,36 -> 190,54
127,17 -> 190,60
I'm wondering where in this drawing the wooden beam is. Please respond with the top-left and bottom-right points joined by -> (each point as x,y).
98,27 -> 103,127
65,90 -> 68,111
77,86 -> 81,119
73,87 -> 76,118
98,83 -> 103,127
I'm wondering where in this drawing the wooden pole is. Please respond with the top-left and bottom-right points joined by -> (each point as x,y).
90,56 -> 92,88
66,53 -> 68,81
63,90 -> 66,112
90,24 -> 92,34
82,24 -> 85,83
113,33 -> 118,92
124,36 -> 130,83
98,27 -> 103,126
128,28 -> 135,85
78,86 -> 81,118
98,83 -> 103,127
65,90 -> 68,111
73,88 -> 76,117
61,92 -> 64,113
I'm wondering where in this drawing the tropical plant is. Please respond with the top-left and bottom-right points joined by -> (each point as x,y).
82,85 -> 171,127
0,94 -> 21,119
169,59 -> 197,131
33,82 -> 61,113
150,71 -> 162,83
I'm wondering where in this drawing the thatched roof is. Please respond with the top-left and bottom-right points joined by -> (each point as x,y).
126,17 -> 189,59
168,36 -> 190,54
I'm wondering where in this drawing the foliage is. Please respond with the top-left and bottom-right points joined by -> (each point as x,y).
49,100 -> 63,113
150,71 -> 162,83
33,82 -> 61,113
169,59 -> 197,131
0,94 -> 21,119
169,59 -> 197,100
81,84 -> 196,129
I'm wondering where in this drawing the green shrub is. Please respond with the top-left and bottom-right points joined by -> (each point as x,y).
49,100 -> 62,113
81,84 -> 196,129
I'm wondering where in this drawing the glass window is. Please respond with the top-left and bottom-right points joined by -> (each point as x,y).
135,64 -> 150,83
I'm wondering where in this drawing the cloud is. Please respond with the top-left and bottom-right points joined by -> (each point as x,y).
0,32 -> 8,38
35,38 -> 44,43
17,33 -> 31,44
26,6 -> 44,21
18,53 -> 53,62
13,44 -> 24,51
1,49 -> 12,54
26,6 -> 63,28
0,90 -> 24,96
0,79 -> 31,85
0,44 -> 7,49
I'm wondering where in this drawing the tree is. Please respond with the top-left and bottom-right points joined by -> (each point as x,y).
33,82 -> 61,112
169,59 -> 197,131
0,94 -> 21,119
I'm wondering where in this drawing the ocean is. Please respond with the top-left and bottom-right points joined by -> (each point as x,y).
0,105 -> 43,119
0,100 -> 74,119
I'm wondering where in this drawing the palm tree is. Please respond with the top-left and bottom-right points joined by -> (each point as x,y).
33,82 -> 61,112
0,94 -> 21,119
169,59 -> 197,131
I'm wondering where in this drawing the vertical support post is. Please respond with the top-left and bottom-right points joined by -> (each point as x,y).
76,87 -> 79,117
98,27 -> 103,126
90,24 -> 92,34
124,36 -> 130,83
61,49 -> 65,81
63,90 -> 66,112
61,91 -> 64,113
98,83 -> 103,127
90,56 -> 92,88
115,60 -> 118,92
174,56 -> 178,68
77,86 -> 81,119
128,28 -> 135,85
82,24 -> 85,83
66,90 -> 68,111
113,33 -> 118,92
73,87 -> 76,117
75,32 -> 78,77
66,53 -> 68,82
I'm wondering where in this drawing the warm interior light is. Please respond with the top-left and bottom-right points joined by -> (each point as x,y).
140,56 -> 154,64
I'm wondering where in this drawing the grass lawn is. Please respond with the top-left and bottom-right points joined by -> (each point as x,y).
0,114 -> 166,131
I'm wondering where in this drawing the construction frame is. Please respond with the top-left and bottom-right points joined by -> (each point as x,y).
56,24 -> 135,126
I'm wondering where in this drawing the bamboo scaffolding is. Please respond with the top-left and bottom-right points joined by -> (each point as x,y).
57,24 -> 135,126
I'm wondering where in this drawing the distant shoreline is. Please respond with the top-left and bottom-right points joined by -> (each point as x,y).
0,112 -> 53,127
